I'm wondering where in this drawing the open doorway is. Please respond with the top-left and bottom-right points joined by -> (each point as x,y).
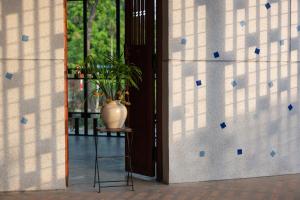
65,0 -> 163,190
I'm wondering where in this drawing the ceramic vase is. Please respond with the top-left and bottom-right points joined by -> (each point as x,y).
101,100 -> 127,128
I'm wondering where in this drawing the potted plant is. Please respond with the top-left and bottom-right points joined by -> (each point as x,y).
90,54 -> 142,129
75,55 -> 97,78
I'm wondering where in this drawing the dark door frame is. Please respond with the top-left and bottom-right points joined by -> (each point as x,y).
156,0 -> 169,183
64,0 -> 169,185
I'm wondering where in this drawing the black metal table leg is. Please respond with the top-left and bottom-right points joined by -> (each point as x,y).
94,135 -> 101,192
93,128 -> 134,193
126,133 -> 130,186
126,133 -> 134,191
130,133 -> 134,191
97,158 -> 100,193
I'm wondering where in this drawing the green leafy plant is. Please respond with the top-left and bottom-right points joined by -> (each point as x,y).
90,53 -> 142,106
67,65 -> 77,75
75,54 -> 98,78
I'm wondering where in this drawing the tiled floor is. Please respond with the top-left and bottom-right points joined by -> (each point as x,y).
1,136 -> 300,200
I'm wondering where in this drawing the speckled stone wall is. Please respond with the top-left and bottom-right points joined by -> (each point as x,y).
0,0 -> 65,191
168,0 -> 300,183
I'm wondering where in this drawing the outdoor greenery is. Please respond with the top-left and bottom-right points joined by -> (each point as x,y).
67,1 -> 83,68
67,0 -> 126,113
67,0 -> 125,69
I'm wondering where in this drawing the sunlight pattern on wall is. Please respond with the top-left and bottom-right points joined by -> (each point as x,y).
0,0 -> 65,192
168,0 -> 300,183
170,0 -> 207,143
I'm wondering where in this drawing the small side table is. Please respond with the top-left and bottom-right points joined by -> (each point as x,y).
93,127 -> 134,193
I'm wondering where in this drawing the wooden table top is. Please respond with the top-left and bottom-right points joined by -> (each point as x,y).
95,127 -> 133,133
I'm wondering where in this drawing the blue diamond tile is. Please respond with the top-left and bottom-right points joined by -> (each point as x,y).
20,117 -> 28,125
270,150 -> 276,157
196,80 -> 202,86
255,48 -> 260,55
265,3 -> 271,9
297,25 -> 300,32
181,37 -> 187,45
288,104 -> 293,111
5,72 -> 13,80
237,149 -> 243,155
213,51 -> 220,58
231,80 -> 237,87
220,122 -> 226,129
21,34 -> 29,42
199,151 -> 206,157
240,21 -> 246,27
268,81 -> 273,88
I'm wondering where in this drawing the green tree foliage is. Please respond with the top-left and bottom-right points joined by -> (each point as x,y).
67,0 -> 125,113
67,0 -> 125,69
67,2 -> 84,69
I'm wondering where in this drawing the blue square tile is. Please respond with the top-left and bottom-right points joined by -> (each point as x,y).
268,81 -> 273,88
237,149 -> 243,155
5,72 -> 13,80
297,25 -> 300,32
265,3 -> 271,9
199,151 -> 206,157
196,80 -> 202,86
288,104 -> 293,111
220,122 -> 226,129
255,48 -> 260,55
270,150 -> 276,157
240,21 -> 246,27
181,37 -> 187,45
231,80 -> 237,87
21,34 -> 29,42
213,51 -> 220,58
20,117 -> 28,125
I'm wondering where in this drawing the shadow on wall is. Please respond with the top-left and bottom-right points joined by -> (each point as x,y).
169,0 -> 300,182
0,0 -> 65,191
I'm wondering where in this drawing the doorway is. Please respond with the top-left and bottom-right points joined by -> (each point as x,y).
65,0 -> 164,188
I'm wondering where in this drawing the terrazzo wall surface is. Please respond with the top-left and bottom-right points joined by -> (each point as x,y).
168,0 -> 300,183
0,0 -> 65,191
